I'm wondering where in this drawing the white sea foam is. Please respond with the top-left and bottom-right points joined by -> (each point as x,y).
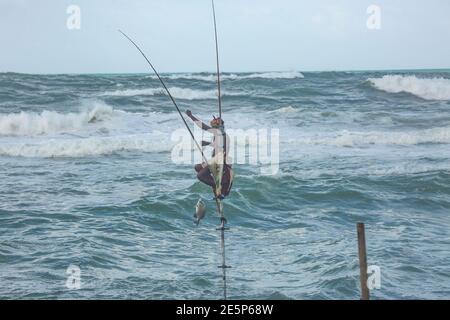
0,103 -> 116,136
145,71 -> 304,82
271,106 -> 298,113
167,74 -> 222,81
368,75 -> 450,100
0,133 -> 171,158
104,87 -> 242,100
3,125 -> 449,158
290,127 -> 450,147
241,71 -> 304,79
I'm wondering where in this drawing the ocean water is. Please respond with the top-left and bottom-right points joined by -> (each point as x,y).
1,70 -> 450,299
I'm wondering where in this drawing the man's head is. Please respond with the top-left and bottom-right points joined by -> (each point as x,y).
210,116 -> 224,129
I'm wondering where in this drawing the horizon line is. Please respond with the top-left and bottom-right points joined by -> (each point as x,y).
1,67 -> 450,76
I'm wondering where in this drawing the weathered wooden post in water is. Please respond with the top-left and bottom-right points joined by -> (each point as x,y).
357,222 -> 370,300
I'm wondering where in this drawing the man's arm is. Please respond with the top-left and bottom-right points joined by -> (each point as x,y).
186,110 -> 211,130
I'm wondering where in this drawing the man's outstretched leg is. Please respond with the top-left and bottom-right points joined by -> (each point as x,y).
197,166 -> 216,189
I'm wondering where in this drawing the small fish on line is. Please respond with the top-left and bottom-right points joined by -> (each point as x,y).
194,198 -> 206,226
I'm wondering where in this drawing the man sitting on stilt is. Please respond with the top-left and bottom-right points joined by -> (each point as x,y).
186,110 -> 234,199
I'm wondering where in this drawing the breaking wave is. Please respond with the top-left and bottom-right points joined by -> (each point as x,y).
0,133 -> 171,158
368,75 -> 450,100
270,106 -> 298,113
0,103 -> 116,136
104,87 -> 243,100
290,126 -> 450,147
241,71 -> 304,79
145,71 -> 304,82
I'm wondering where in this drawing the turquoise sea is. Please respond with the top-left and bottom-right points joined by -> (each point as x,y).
1,70 -> 450,299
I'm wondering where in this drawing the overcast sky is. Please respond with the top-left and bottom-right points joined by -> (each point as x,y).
1,0 -> 450,74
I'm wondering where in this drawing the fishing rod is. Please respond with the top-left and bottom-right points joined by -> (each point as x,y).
118,30 -> 209,164
119,30 -> 225,214
211,0 -> 222,118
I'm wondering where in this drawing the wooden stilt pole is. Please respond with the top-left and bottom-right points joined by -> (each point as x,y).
357,222 -> 370,300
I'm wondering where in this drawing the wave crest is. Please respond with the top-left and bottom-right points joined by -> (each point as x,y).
0,133 -> 171,158
290,127 -> 450,147
270,106 -> 298,113
242,71 -> 304,79
145,71 -> 304,82
0,103 -> 115,136
368,75 -> 450,100
104,87 -> 244,100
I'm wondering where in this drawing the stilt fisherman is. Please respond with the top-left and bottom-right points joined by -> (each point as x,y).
186,110 -> 233,199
